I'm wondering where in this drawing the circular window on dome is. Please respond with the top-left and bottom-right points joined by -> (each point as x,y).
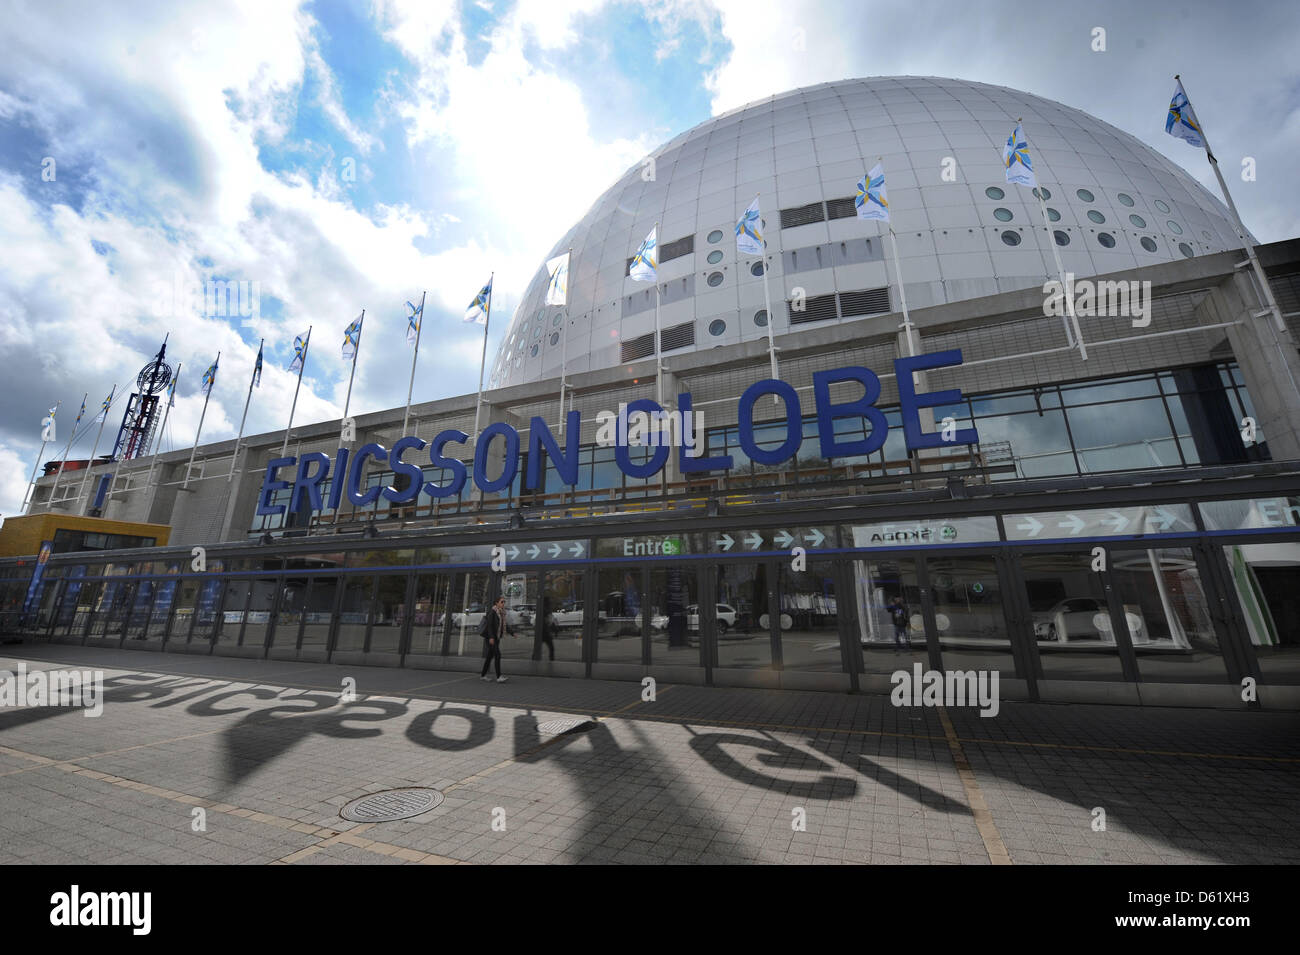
993,208 -> 1013,222
1087,210 -> 1106,224
708,319 -> 727,337
1033,187 -> 1051,201
1117,193 -> 1135,207
1000,231 -> 1021,246
549,332 -> 559,346
1154,199 -> 1170,213
985,186 -> 1005,200
552,313 -> 563,326
707,271 -> 724,287
1128,214 -> 1147,228
706,250 -> 723,264
530,344 -> 539,357
707,229 -> 724,244
514,356 -> 523,368
534,310 -> 544,323
1139,236 -> 1158,253
1054,230 -> 1070,246
1179,242 -> 1194,258
1097,232 -> 1116,248
754,309 -> 768,327
532,325 -> 542,339
516,339 -> 525,353
1047,207 -> 1061,222
750,261 -> 766,277
1201,230 -> 1211,241
1076,188 -> 1095,202
1167,220 -> 1183,234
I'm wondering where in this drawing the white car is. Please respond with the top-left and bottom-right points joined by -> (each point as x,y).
686,604 -> 738,633
451,606 -> 524,630
552,603 -> 605,627
1032,598 -> 1105,642
632,612 -> 670,631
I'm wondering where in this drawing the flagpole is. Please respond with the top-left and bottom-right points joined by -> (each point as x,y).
228,339 -> 262,483
651,221 -> 662,408
185,354 -> 219,490
45,394 -> 87,511
342,310 -> 364,428
76,388 -> 116,512
22,401 -> 60,514
558,249 -> 572,436
754,193 -> 781,405
472,274 -> 494,443
402,293 -> 425,437
282,329 -> 311,458
143,364 -> 179,517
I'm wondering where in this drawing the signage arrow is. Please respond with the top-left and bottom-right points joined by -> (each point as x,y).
1058,514 -> 1085,535
506,545 -> 519,561
526,544 -> 540,559
804,528 -> 826,547
548,543 -> 561,558
773,530 -> 794,548
716,533 -> 734,552
743,532 -> 763,550
1150,507 -> 1177,531
1015,515 -> 1043,537
1101,511 -> 1130,533
569,542 -> 585,557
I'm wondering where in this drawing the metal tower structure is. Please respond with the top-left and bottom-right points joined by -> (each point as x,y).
111,338 -> 174,461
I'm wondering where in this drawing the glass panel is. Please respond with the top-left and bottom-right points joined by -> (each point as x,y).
713,561 -> 771,669
52,567 -> 87,637
976,409 -> 1077,478
409,574 -> 454,657
335,576 -> 375,652
1223,542 -> 1300,683
595,567 -> 643,664
648,565 -> 699,666
241,578 -> 277,649
72,579 -> 103,637
1111,548 -> 1226,683
273,579 -> 307,649
500,572 -> 539,662
1021,552 -> 1122,680
448,571 -> 495,659
216,580 -> 251,646
124,579 -> 154,641
1067,398 -> 1180,472
92,580 -> 132,638
778,561 -> 842,671
369,575 -> 409,654
541,569 -> 585,662
192,577 -> 225,644
148,567 -> 181,638
926,556 -> 1015,676
300,578 -> 338,650
852,557 -> 925,672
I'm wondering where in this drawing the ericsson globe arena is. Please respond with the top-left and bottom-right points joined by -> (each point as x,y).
490,75 -> 1247,389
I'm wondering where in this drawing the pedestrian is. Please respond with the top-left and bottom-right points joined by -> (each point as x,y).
888,595 -> 912,650
540,596 -> 557,661
479,595 -> 513,682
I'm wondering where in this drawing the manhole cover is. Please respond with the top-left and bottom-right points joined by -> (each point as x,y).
340,787 -> 444,822
536,717 -> 595,736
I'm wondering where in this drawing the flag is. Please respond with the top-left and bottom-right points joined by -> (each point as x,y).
735,197 -> 764,256
855,163 -> 890,222
166,376 -> 176,408
545,253 -> 570,306
1165,79 -> 1204,148
48,404 -> 57,420
629,226 -> 657,282
342,313 -> 363,361
75,397 -> 86,424
288,331 -> 309,373
100,387 -> 115,418
405,300 -> 423,345
42,406 -> 56,442
201,359 -> 218,397
252,342 -> 264,387
465,278 -> 492,325
1003,123 -> 1035,188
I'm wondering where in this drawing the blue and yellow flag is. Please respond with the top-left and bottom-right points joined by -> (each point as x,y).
1165,79 -> 1203,148
342,313 -> 363,360
201,359 -> 218,397
1004,123 -> 1035,188
100,386 -> 115,418
252,342 -> 264,388
405,300 -> 422,345
465,279 -> 492,325
629,226 -> 657,282
288,330 -> 310,373
855,163 -> 890,222
735,197 -> 764,256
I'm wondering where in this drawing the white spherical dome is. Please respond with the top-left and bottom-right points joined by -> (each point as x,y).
491,76 -> 1242,388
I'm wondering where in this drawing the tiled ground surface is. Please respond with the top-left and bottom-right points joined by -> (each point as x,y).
1,644 -> 1297,864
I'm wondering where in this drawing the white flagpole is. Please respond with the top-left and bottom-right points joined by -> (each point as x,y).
76,388 -> 116,511
754,193 -> 781,405
651,221 -> 662,408
22,401 -> 60,514
402,293 -> 425,437
143,364 -> 179,516
44,395 -> 85,511
342,310 -> 364,428
472,274 -> 494,443
185,354 -> 219,489
558,249 -> 572,436
282,329 -> 311,458
228,340 -> 262,483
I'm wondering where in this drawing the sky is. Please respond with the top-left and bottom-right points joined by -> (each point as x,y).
1,0 -> 1297,520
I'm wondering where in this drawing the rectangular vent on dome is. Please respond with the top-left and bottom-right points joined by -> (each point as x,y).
661,235 -> 694,262
659,321 -> 695,352
779,202 -> 826,229
826,197 -> 858,220
838,287 -> 892,317
621,333 -> 656,363
788,293 -> 839,325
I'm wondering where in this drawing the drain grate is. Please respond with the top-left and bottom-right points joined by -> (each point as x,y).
340,787 -> 445,823
536,717 -> 596,736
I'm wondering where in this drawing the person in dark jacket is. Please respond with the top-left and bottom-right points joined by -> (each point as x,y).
480,596 -> 513,682
888,595 -> 911,650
